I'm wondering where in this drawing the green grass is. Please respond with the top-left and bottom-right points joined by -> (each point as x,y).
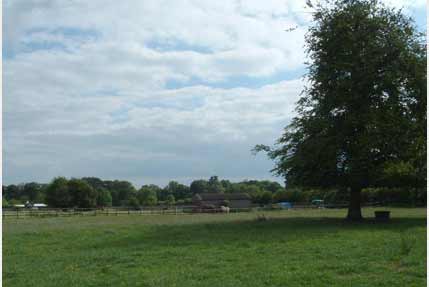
3,208 -> 426,287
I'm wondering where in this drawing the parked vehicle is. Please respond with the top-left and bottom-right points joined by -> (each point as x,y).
278,202 -> 293,209
311,199 -> 324,208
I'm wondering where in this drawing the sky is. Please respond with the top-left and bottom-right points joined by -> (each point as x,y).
3,0 -> 426,187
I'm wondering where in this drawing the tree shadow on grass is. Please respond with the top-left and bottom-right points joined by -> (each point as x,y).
92,216 -> 426,250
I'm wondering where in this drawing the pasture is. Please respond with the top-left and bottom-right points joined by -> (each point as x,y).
3,208 -> 426,287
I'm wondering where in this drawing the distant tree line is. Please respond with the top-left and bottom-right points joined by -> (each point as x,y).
2,176 -> 284,208
273,187 -> 426,207
3,175 -> 425,209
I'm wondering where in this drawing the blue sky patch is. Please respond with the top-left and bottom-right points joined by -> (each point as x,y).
166,68 -> 307,90
146,38 -> 213,54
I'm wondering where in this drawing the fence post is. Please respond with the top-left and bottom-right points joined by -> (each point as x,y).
16,209 -> 19,219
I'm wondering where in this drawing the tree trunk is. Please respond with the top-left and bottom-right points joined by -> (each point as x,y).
347,187 -> 363,221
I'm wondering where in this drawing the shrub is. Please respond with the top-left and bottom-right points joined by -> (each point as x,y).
273,188 -> 313,203
128,196 -> 140,209
272,187 -> 427,206
166,195 -> 176,206
361,187 -> 426,206
8,199 -> 22,206
97,188 -> 112,207
221,199 -> 230,207
137,188 -> 158,206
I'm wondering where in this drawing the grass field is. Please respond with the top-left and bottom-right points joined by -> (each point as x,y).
3,208 -> 426,287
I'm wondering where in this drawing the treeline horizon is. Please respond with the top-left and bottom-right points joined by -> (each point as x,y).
2,176 -> 285,208
3,175 -> 426,208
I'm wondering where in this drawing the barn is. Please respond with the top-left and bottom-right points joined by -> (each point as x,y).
192,193 -> 251,208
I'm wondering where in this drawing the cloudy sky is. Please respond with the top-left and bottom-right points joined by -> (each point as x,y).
3,0 -> 426,187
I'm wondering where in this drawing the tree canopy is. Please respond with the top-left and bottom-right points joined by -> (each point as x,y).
137,185 -> 159,206
255,0 -> 426,220
68,178 -> 98,208
45,177 -> 72,208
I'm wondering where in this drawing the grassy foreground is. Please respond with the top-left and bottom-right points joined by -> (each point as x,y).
3,208 -> 426,287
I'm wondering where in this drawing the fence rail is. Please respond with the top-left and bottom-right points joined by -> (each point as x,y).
1,203 -> 364,219
2,207 -> 192,219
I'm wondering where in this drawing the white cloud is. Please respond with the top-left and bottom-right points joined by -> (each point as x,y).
4,50 -> 304,184
3,0 -> 425,185
382,0 -> 426,10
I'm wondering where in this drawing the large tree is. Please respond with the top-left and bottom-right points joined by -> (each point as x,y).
137,185 -> 159,206
45,177 -> 71,208
162,181 -> 190,200
68,178 -> 98,208
207,176 -> 225,193
190,180 -> 209,194
255,0 -> 426,220
23,182 -> 44,202
96,188 -> 113,207
105,180 -> 137,206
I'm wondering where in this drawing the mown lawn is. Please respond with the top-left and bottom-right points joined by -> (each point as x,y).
3,208 -> 426,287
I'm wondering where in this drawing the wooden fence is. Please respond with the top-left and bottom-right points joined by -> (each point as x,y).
2,203 -> 362,219
2,207 -> 193,219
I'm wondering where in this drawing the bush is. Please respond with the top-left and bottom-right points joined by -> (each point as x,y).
97,188 -> 112,207
166,195 -> 175,206
413,188 -> 427,206
273,187 -> 426,206
8,199 -> 22,206
137,188 -> 158,206
273,188 -> 311,203
250,190 -> 273,206
361,187 -> 426,206
322,189 -> 345,203
128,196 -> 140,209
2,197 -> 8,207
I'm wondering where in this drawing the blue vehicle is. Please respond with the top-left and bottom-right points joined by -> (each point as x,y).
278,202 -> 293,209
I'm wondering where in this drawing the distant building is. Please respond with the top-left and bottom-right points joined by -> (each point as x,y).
24,201 -> 48,209
192,193 -> 251,209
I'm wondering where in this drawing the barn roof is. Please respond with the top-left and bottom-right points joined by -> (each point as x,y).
193,193 -> 250,201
